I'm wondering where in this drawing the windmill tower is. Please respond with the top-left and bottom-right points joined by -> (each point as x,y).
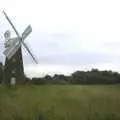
3,11 -> 37,85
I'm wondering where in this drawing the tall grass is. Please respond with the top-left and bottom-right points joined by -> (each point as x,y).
0,85 -> 120,120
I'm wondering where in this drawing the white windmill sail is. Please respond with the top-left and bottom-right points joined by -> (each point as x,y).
4,37 -> 21,59
22,25 -> 32,40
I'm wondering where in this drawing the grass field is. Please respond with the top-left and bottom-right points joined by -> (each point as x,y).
0,85 -> 120,120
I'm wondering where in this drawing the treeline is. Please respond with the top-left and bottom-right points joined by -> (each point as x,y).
25,69 -> 120,85
1,63 -> 120,85
0,63 -> 3,84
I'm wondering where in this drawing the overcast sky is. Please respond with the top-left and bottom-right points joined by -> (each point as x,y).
1,0 -> 120,77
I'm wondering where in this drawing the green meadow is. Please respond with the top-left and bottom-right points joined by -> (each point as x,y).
0,85 -> 120,120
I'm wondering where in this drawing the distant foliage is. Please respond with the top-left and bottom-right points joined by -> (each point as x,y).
71,69 -> 120,84
0,63 -> 3,84
24,68 -> 120,85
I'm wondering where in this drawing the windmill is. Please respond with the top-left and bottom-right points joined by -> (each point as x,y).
2,11 -> 38,85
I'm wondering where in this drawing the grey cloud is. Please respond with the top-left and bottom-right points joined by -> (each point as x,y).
40,52 -> 113,65
50,33 -> 68,38
103,42 -> 120,48
22,33 -> 114,66
23,50 -> 114,66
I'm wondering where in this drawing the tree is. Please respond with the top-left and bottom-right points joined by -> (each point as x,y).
0,62 -> 3,84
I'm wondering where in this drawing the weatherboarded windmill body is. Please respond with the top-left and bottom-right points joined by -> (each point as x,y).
3,11 -> 37,85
